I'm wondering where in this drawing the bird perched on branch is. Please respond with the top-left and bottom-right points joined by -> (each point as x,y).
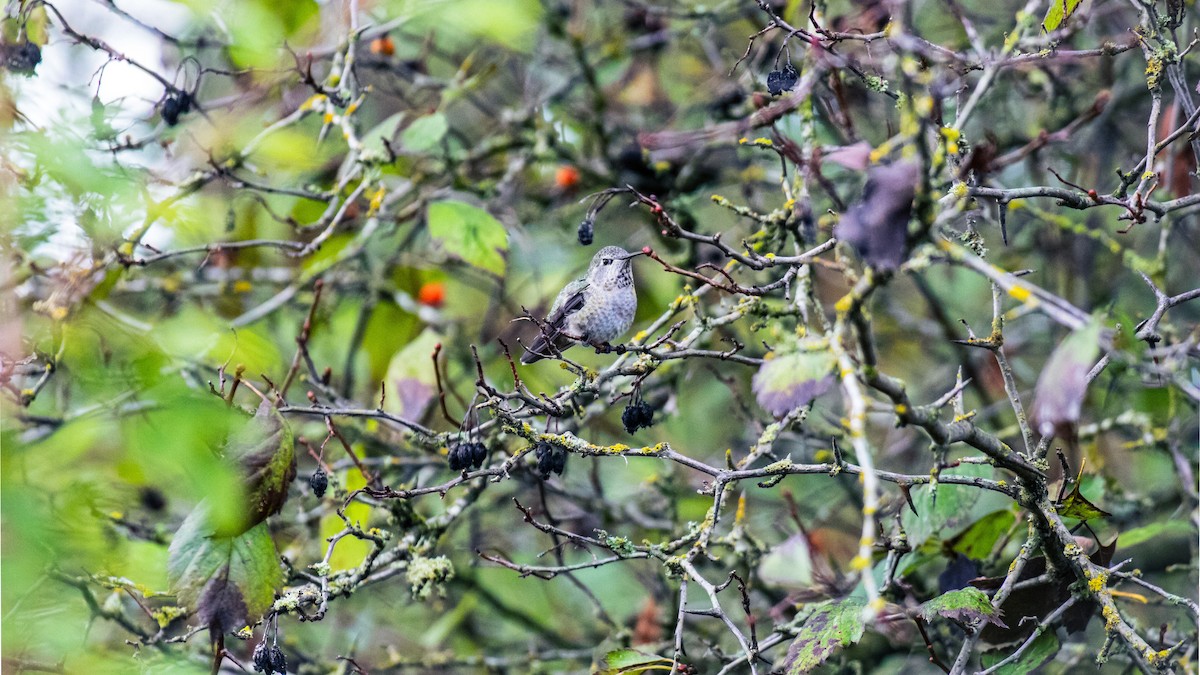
521,246 -> 644,364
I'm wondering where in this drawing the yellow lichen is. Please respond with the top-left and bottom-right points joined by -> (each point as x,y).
1102,604 -> 1120,630
1007,285 -> 1032,302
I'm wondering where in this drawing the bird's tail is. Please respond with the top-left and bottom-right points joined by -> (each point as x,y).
521,329 -> 566,364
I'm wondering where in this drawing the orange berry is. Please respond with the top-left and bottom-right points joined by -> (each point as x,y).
370,35 -> 395,56
555,165 -> 581,190
417,281 -> 445,308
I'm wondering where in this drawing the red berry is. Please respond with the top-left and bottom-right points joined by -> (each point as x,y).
555,165 -> 581,189
370,35 -> 395,56
417,282 -> 445,308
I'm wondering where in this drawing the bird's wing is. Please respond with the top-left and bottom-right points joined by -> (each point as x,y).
522,279 -> 587,363
546,278 -> 588,327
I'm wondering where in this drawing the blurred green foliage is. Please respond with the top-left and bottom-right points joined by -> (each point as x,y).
2,0 -> 1198,673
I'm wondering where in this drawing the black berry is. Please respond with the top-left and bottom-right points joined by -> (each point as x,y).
449,442 -> 487,471
470,441 -> 488,468
268,646 -> 287,674
160,92 -> 193,126
534,442 -> 566,479
766,64 -> 798,96
309,468 -> 328,497
252,642 -> 270,673
577,218 -> 594,246
447,443 -> 467,471
622,401 -> 655,433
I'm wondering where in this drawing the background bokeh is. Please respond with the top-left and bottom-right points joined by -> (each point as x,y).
2,0 -> 1197,673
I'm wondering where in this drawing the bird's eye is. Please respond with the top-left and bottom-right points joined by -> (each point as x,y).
602,259 -> 612,265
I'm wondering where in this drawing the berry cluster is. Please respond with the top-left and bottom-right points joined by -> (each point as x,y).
621,400 -> 655,434
448,441 -> 488,471
251,642 -> 287,675
766,64 -> 799,96
533,442 -> 566,479
309,468 -> 328,498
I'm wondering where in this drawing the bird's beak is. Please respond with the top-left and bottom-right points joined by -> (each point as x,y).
619,250 -> 646,260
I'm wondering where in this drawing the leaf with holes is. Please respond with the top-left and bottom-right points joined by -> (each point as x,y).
920,587 -> 1006,627
167,510 -> 282,635
782,598 -> 867,674
428,200 -> 509,276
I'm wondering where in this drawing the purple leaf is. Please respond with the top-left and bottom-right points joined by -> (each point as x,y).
1031,318 -> 1103,439
835,161 -> 919,270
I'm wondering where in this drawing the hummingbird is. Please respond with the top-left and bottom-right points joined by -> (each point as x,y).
521,246 -> 644,364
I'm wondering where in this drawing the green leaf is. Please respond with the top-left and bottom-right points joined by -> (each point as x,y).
427,200 -> 509,276
384,328 -> 443,422
596,649 -> 672,674
981,631 -> 1059,673
224,0 -> 286,68
1131,386 -> 1173,425
1057,481 -> 1111,521
1117,520 -> 1194,549
362,112 -> 405,157
902,464 -> 1009,548
920,587 -> 1006,627
403,0 -> 544,53
225,401 -> 296,535
167,511 -> 283,635
951,509 -> 1016,560
251,127 -> 329,173
752,336 -> 836,417
402,113 -> 448,153
758,534 -> 814,587
1042,0 -> 1083,32
782,599 -> 867,674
